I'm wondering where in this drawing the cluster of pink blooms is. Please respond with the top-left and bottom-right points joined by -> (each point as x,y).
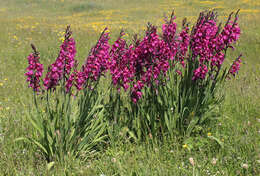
44,27 -> 76,90
82,30 -> 110,81
131,25 -> 176,103
192,65 -> 209,80
162,13 -> 178,60
65,29 -> 110,92
109,25 -> 174,103
109,31 -> 135,92
25,10 -> 242,103
25,44 -> 43,92
176,21 -> 190,68
190,10 -> 241,81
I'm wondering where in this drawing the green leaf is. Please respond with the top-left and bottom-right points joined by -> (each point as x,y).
14,137 -> 31,143
186,117 -> 200,136
28,116 -> 44,137
47,161 -> 55,171
208,135 -> 224,148
31,139 -> 48,155
164,111 -> 170,131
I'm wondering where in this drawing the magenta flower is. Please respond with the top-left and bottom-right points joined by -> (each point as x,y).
109,32 -> 135,92
162,13 -> 178,60
229,54 -> 242,77
210,52 -> 225,69
71,28 -> 110,91
219,21 -> 240,48
131,81 -> 144,104
190,12 -> 219,64
65,71 -> 76,92
192,65 -> 209,81
127,24 -> 174,102
25,44 -> 43,92
44,27 -> 76,91
83,30 -> 110,80
25,10 -> 243,105
177,22 -> 190,67
188,10 -> 241,80
109,25 -> 170,103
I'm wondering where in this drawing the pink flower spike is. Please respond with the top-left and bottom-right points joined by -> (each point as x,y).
229,54 -> 242,77
25,44 -> 43,92
43,26 -> 77,91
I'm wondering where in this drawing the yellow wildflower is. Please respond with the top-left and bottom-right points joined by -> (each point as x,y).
199,1 -> 216,5
240,9 -> 260,13
207,132 -> 212,136
183,144 -> 188,148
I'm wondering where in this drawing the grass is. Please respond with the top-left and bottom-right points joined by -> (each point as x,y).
0,0 -> 259,175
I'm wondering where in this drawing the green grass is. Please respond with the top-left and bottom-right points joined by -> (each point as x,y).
0,0 -> 259,175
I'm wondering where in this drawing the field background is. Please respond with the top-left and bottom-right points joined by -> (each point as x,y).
0,0 -> 259,175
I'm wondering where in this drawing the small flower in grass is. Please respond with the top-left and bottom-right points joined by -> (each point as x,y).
149,133 -> 153,139
207,132 -> 212,136
111,157 -> 116,163
189,157 -> 195,166
242,163 -> 248,169
211,158 -> 217,165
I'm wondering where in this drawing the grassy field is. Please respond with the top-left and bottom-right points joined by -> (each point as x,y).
0,0 -> 259,175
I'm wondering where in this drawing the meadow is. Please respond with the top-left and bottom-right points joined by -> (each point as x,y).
0,0 -> 259,175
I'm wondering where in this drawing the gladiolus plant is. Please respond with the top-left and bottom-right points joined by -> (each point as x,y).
20,26 -> 108,162
106,10 -> 242,139
21,9 -> 243,157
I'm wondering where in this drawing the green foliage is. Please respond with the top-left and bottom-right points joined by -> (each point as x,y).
156,59 -> 226,137
16,85 -> 107,162
0,0 -> 259,175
